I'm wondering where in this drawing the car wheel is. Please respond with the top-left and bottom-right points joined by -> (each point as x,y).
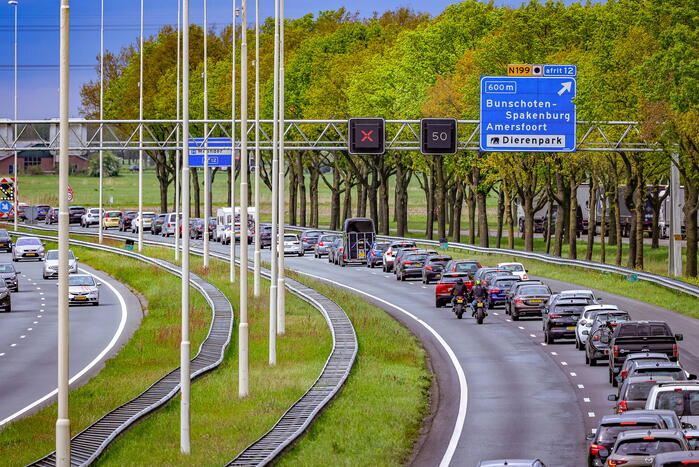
488,300 -> 494,309
575,337 -> 582,350
585,352 -> 591,365
512,312 -> 519,321
547,331 -> 554,344
93,302 -> 99,306
298,252 -> 304,257
43,274 -> 48,280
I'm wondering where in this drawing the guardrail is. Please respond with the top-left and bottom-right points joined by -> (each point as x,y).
14,224 -> 358,466
282,224 -> 699,299
8,231 -> 233,467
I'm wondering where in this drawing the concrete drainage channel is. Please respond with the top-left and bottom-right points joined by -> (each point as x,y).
13,226 -> 358,467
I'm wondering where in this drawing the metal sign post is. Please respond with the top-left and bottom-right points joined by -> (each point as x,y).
670,150 -> 683,276
239,0 -> 249,399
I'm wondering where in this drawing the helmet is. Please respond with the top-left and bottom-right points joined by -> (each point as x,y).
456,278 -> 463,284
476,280 -> 482,285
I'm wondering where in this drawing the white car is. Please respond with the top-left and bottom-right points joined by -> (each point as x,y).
80,208 -> 103,228
132,212 -> 157,233
645,381 -> 699,427
162,212 -> 182,237
382,241 -> 417,272
575,304 -> 619,350
283,234 -> 304,256
43,249 -> 78,279
67,274 -> 101,306
497,262 -> 528,280
12,237 -> 45,262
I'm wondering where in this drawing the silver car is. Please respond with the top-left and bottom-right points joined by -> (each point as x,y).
43,249 -> 78,279
12,237 -> 45,262
314,234 -> 338,258
0,262 -> 19,292
67,274 -> 101,306
575,304 -> 619,350
283,234 -> 304,256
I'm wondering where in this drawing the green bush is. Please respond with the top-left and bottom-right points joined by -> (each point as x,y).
88,151 -> 121,177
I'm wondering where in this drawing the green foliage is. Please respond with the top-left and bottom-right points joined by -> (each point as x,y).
87,151 -> 121,177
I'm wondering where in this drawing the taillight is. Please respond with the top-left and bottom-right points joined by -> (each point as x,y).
523,274 -> 529,279
673,344 -> 679,358
491,288 -> 500,293
608,460 -> 628,466
549,314 -> 562,319
589,443 -> 604,456
515,299 -> 522,304
618,400 -> 628,413
318,241 -> 324,246
426,265 -> 432,270
613,346 -> 619,358
621,369 -> 628,379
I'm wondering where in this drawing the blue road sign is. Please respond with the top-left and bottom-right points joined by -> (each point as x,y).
480,76 -> 576,152
0,201 -> 12,213
188,137 -> 233,167
544,64 -> 576,77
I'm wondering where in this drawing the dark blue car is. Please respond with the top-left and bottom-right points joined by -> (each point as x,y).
367,242 -> 390,268
486,274 -> 521,308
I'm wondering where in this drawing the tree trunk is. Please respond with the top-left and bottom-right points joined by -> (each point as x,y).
297,154 -> 307,226
505,187 -> 515,249
586,181 -> 597,262
569,179 -> 579,259
309,164 -> 319,228
379,169 -> 390,235
191,167 -> 201,218
613,192 -> 622,266
342,170 -> 352,222
684,183 -> 698,277
634,181 -> 644,269
435,157 -> 447,241
395,163 -> 409,237
522,194 -> 535,252
329,163 -> 341,230
545,198 -> 553,254
476,188 -> 489,247
467,186 -> 476,244
600,192 -> 607,264
421,172 -> 433,240
368,167 -> 379,228
496,188 -> 505,248
453,183 -> 464,243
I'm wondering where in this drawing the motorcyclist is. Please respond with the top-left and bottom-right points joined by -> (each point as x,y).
451,277 -> 468,306
470,280 -> 488,316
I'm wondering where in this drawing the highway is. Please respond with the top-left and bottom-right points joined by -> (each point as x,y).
29,224 -> 699,465
0,249 -> 141,425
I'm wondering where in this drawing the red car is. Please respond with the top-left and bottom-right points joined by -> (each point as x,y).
435,272 -> 471,308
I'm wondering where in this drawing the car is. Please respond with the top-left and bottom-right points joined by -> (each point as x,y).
587,413 -> 669,467
547,290 -> 599,313
67,274 -> 101,306
0,229 -> 13,252
0,262 -> 19,292
102,210 -> 122,229
604,429 -> 689,467
119,211 -> 139,231
473,267 -> 510,286
282,233 -> 304,256
131,211 -> 156,233
17,202 -> 29,221
45,207 -> 59,224
35,204 -> 51,221
680,430 -> 699,450
43,249 -> 78,279
652,451 -> 699,466
207,218 -> 217,240
575,304 -> 620,350
625,361 -> 693,383
435,271 -> 470,308
12,236 -> 45,262
162,213 -> 182,237
300,230 -> 324,251
367,241 -> 390,268
80,207 -> 103,227
645,382 -> 699,427
151,214 -> 167,236
395,251 -> 430,281
476,460 -> 546,467
393,248 -> 420,274
496,262 -> 528,280
0,283 -> 11,311
443,259 -> 482,275
382,241 -> 417,272
507,282 -> 552,320
625,410 -> 687,431
69,206 -> 87,224
610,376 -> 677,414
313,234 -> 337,258
189,218 -> 206,239
233,222 -> 254,244
486,275 -> 520,308
259,224 -> 273,248
617,353 -> 672,387
542,296 -> 590,344
585,311 -> 632,366
421,254 -> 451,283
327,237 -> 344,264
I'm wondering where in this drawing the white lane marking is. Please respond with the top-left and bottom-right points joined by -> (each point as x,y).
422,286 -> 427,289
19,335 -> 25,339
39,292 -> 44,295
540,342 -> 547,346
529,334 -> 536,338
506,319 -> 512,322
32,321 -> 38,324
384,276 -> 391,279
561,362 -> 568,366
297,271 -> 467,467
493,312 -> 499,316
37,315 -> 42,318
550,351 -> 558,355
0,353 -> 4,356
584,398 -> 591,403
578,384 -> 585,389
40,297 -> 45,301
10,343 -> 16,347
517,326 -> 524,330
0,267 -> 129,427
27,328 -> 32,331
588,412 -> 595,418
570,372 -> 577,377
371,272 -> 377,275
36,287 -> 41,290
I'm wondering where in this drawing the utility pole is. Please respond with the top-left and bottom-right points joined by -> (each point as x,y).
276,0 -> 285,335
229,0 -> 237,283
175,0 -> 181,261
670,150 -> 683,276
56,0 -> 71,464
138,0 -> 144,252
9,0 -> 18,231
98,0 -> 104,243
239,0 -> 249,398
180,0 -> 191,454
269,0 -> 279,364
252,0 -> 261,298
203,0 -> 210,268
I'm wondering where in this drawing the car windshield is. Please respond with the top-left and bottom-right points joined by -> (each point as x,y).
0,264 -> 14,273
597,424 -> 659,443
16,238 -> 41,246
320,235 -> 335,242
0,232 -> 9,239
373,243 -> 389,251
625,381 -> 662,400
69,276 -> 95,286
305,232 -> 321,238
615,439 -> 682,455
284,235 -> 298,242
502,264 -> 524,272
46,251 -> 75,260
520,286 -> 549,295
454,263 -> 478,272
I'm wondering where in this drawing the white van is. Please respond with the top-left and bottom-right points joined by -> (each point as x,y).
646,382 -> 699,428
216,207 -> 234,242
162,212 -> 182,237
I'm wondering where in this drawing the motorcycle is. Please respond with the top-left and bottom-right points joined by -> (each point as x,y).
472,299 -> 487,325
453,295 -> 466,319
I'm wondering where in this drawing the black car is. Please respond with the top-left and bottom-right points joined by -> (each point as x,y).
609,375 -> 677,414
45,207 -> 59,224
151,214 -> 167,236
0,229 -> 12,252
327,237 -> 344,264
542,297 -> 590,344
0,262 -> 19,292
586,413 -> 667,467
259,224 -> 273,248
395,251 -> 430,281
0,284 -> 10,312
393,248 -> 420,274
68,206 -> 86,224
421,254 -> 451,284
119,211 -> 139,231
506,281 -> 551,320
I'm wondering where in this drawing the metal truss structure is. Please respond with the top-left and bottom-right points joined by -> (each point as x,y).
0,119 -> 665,153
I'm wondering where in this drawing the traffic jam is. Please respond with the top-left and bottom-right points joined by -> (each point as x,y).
296,217 -> 699,467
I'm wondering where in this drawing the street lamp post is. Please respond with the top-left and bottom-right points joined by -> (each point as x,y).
8,0 -> 18,231
98,0 -> 104,243
203,0 -> 210,268
175,0 -> 181,261
268,0 -> 280,364
276,0 -> 285,335
138,0 -> 144,252
253,0 -> 260,298
229,0 -> 237,283
239,0 -> 249,398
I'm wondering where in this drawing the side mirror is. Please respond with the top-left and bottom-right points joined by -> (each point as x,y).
608,394 -> 618,401
689,374 -> 698,381
675,333 -> 684,341
96,282 -> 102,287
585,432 -> 595,441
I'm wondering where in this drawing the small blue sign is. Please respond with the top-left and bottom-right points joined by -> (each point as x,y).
543,64 -> 576,77
480,76 -> 576,152
0,201 -> 12,213
188,137 -> 233,167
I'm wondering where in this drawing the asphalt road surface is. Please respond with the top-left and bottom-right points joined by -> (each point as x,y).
40,225 -> 699,466
0,249 -> 141,425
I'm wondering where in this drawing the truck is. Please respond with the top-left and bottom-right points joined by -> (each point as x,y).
216,206 -> 256,242
340,217 -> 375,266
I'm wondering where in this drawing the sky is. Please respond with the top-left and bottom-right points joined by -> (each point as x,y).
0,0 -> 582,119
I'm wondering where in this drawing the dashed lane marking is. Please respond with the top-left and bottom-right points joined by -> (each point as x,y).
588,412 -> 596,418
570,372 -> 577,377
517,326 -> 525,330
529,334 -> 536,338
551,351 -> 558,355
32,321 -> 37,324
10,344 -> 16,347
578,384 -> 585,389
19,335 -> 25,339
561,362 -> 568,366
27,328 -> 32,331
584,398 -> 591,403
0,353 -> 4,356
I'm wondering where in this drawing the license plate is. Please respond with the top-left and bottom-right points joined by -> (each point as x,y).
529,299 -> 542,303
25,253 -> 36,257
567,326 -> 576,330
75,296 -> 87,300
0,243 -> 6,247
359,251 -> 365,258
457,299 -> 463,303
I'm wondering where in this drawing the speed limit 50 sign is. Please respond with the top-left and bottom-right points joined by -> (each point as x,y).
420,118 -> 458,155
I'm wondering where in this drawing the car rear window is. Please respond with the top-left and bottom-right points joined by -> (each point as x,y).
615,438 -> 682,455
597,423 -> 659,443
284,235 -> 298,242
553,304 -> 585,314
493,279 -> 517,288
454,262 -> 479,272
520,286 -> 549,295
634,368 -> 684,380
304,232 -> 321,238
373,243 -> 389,251
618,323 -> 672,337
502,264 -> 524,272
657,391 -> 699,416
625,381 -> 662,400
406,254 -> 427,262
429,257 -> 450,263
441,274 -> 469,283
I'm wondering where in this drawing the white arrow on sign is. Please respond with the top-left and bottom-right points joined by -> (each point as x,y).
557,81 -> 572,96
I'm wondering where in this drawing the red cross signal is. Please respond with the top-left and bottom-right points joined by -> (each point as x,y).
348,118 -> 385,155
361,130 -> 374,142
